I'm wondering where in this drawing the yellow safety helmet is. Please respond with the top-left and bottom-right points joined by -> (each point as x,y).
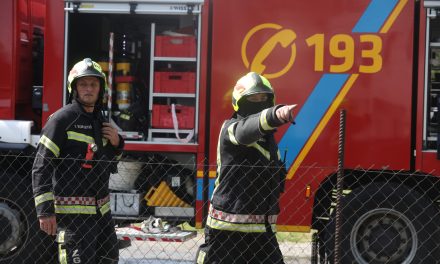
232,72 -> 275,112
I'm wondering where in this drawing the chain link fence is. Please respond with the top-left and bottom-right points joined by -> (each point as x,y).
1,151 -> 440,263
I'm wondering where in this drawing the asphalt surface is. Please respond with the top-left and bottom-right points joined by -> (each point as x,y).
119,233 -> 312,264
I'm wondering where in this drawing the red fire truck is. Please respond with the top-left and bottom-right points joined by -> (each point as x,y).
2,0 -> 440,263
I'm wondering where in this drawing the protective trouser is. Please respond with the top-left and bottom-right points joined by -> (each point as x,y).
56,212 -> 119,264
196,224 -> 284,264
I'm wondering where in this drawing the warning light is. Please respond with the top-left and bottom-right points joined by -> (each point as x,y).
305,185 -> 311,198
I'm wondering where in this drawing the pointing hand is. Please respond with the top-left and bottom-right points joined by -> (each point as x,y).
276,104 -> 297,124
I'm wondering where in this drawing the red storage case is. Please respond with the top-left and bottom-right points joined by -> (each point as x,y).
155,36 -> 196,57
152,104 -> 195,129
154,72 -> 196,93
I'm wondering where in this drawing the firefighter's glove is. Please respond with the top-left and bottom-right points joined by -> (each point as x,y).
276,104 -> 297,124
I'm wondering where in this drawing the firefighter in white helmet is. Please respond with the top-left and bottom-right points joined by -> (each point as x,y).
196,72 -> 297,263
32,58 -> 124,263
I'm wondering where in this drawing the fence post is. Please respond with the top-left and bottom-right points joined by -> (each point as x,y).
334,109 -> 346,264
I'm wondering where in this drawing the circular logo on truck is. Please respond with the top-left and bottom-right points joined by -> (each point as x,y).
241,23 -> 297,79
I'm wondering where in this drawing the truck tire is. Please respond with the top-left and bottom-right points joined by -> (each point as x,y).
0,172 -> 57,264
326,183 -> 440,264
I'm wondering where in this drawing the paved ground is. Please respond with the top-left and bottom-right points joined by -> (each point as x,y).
119,233 -> 313,264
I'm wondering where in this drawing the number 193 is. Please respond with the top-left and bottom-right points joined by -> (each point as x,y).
306,33 -> 382,74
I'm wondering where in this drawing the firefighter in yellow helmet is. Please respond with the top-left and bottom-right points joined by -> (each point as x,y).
32,58 -> 124,263
196,72 -> 297,263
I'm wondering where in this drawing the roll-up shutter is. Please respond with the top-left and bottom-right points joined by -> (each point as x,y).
425,0 -> 440,8
64,0 -> 203,14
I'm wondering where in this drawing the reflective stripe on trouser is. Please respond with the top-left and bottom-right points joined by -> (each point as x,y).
196,248 -> 207,264
58,230 -> 67,264
56,213 -> 119,264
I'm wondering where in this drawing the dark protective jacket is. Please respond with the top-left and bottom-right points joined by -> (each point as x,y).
207,105 -> 288,232
32,99 -> 124,217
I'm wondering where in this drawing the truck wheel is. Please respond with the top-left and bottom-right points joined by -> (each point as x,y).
327,183 -> 439,264
0,172 -> 56,264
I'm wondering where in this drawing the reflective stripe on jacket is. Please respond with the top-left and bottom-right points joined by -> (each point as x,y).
52,195 -> 111,215
32,100 -> 124,217
206,205 -> 277,233
210,105 -> 288,222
